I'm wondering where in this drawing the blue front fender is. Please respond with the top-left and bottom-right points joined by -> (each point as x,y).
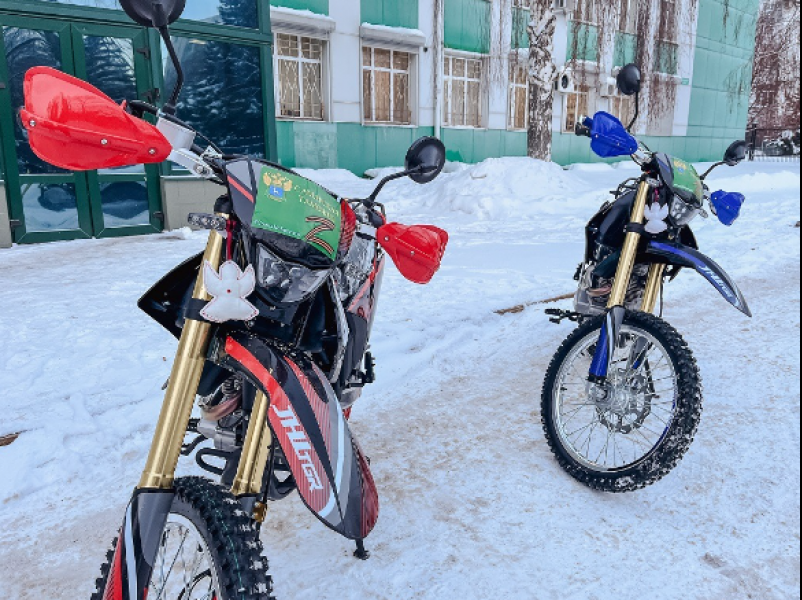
646,241 -> 752,317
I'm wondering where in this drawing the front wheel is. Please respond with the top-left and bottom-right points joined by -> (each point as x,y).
542,312 -> 703,493
91,477 -> 274,600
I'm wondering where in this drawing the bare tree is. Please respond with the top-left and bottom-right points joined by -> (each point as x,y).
527,1 -> 557,160
750,0 -> 801,132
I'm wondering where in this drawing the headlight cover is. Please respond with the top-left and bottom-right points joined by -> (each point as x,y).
256,245 -> 331,304
668,195 -> 701,228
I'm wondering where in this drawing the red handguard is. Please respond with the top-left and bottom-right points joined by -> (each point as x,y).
20,67 -> 172,171
377,223 -> 449,284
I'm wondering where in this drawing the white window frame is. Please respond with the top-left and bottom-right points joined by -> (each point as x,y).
273,32 -> 328,122
562,86 -> 591,133
508,57 -> 529,131
512,0 -> 531,8
443,52 -> 486,129
361,45 -> 415,126
610,95 -> 635,127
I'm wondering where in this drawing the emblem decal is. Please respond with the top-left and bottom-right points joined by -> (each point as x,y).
305,216 -> 336,256
263,171 -> 294,201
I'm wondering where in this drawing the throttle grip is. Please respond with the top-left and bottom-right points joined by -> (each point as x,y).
575,116 -> 592,138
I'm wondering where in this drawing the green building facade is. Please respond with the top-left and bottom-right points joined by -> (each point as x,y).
0,0 -> 759,246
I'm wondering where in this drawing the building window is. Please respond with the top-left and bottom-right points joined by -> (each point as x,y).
362,47 -> 412,125
509,59 -> 529,130
654,41 -> 680,75
611,95 -> 635,127
563,86 -> 590,133
444,55 -> 483,128
275,33 -> 325,121
512,0 -> 531,8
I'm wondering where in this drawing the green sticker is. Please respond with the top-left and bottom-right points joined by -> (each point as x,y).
252,167 -> 342,260
671,157 -> 704,203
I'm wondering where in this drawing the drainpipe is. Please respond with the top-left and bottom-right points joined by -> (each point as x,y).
434,0 -> 444,139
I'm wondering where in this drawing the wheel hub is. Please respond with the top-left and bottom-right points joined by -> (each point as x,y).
588,373 -> 653,434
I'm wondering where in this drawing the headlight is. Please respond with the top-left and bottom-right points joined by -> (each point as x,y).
668,195 -> 700,227
256,245 -> 331,304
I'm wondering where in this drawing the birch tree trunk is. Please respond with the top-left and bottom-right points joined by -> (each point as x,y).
527,2 -> 557,161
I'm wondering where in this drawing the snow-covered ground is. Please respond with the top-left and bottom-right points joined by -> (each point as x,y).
0,159 -> 799,599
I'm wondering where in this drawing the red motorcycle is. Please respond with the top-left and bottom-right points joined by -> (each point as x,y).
21,1 -> 449,598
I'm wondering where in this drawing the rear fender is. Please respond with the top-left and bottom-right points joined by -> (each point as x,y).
646,241 -> 752,317
222,334 -> 379,540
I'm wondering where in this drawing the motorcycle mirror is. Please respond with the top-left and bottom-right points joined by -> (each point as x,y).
616,64 -> 642,97
119,0 -> 186,28
405,137 -> 447,185
724,140 -> 748,166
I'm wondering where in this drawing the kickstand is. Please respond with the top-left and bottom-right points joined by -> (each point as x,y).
354,540 -> 371,561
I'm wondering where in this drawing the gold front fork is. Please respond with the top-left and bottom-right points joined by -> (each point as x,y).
607,180 -> 652,309
138,217 -> 227,490
641,264 -> 666,314
231,391 -> 273,500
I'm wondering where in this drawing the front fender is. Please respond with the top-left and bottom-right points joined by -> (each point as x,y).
646,241 -> 752,317
222,333 -> 379,541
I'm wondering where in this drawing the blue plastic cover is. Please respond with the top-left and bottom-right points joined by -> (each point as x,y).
711,190 -> 745,226
588,112 -> 639,158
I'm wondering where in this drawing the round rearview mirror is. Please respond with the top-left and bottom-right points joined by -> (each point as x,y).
617,64 -> 642,97
120,0 -> 186,28
405,137 -> 447,185
724,140 -> 748,166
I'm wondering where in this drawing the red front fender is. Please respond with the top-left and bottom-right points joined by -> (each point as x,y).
222,334 -> 379,541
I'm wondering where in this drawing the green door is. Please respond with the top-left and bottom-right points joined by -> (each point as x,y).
0,16 -> 163,244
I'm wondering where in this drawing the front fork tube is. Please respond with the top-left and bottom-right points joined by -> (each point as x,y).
105,220 -> 227,600
589,181 -> 652,383
231,390 -> 274,520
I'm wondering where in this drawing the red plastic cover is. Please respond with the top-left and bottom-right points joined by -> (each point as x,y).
377,223 -> 449,284
20,67 -> 171,171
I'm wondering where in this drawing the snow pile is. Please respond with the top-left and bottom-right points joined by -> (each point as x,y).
312,157 -> 593,221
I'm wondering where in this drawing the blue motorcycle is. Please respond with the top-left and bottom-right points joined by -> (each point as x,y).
542,64 -> 751,493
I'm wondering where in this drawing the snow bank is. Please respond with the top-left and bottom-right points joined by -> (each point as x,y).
313,157 -> 592,221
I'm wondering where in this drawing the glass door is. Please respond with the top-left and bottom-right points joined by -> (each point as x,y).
72,23 -> 163,238
0,16 -> 94,244
0,16 -> 163,243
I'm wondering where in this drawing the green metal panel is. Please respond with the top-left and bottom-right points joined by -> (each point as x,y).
567,22 -> 599,63
362,0 -> 418,29
685,0 -> 759,161
271,0 -> 328,17
445,0 -> 490,54
276,122 -> 529,174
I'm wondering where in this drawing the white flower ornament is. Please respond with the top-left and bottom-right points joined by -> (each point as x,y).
201,261 -> 260,324
644,202 -> 670,235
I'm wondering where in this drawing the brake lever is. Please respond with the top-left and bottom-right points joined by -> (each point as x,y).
127,100 -> 159,119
